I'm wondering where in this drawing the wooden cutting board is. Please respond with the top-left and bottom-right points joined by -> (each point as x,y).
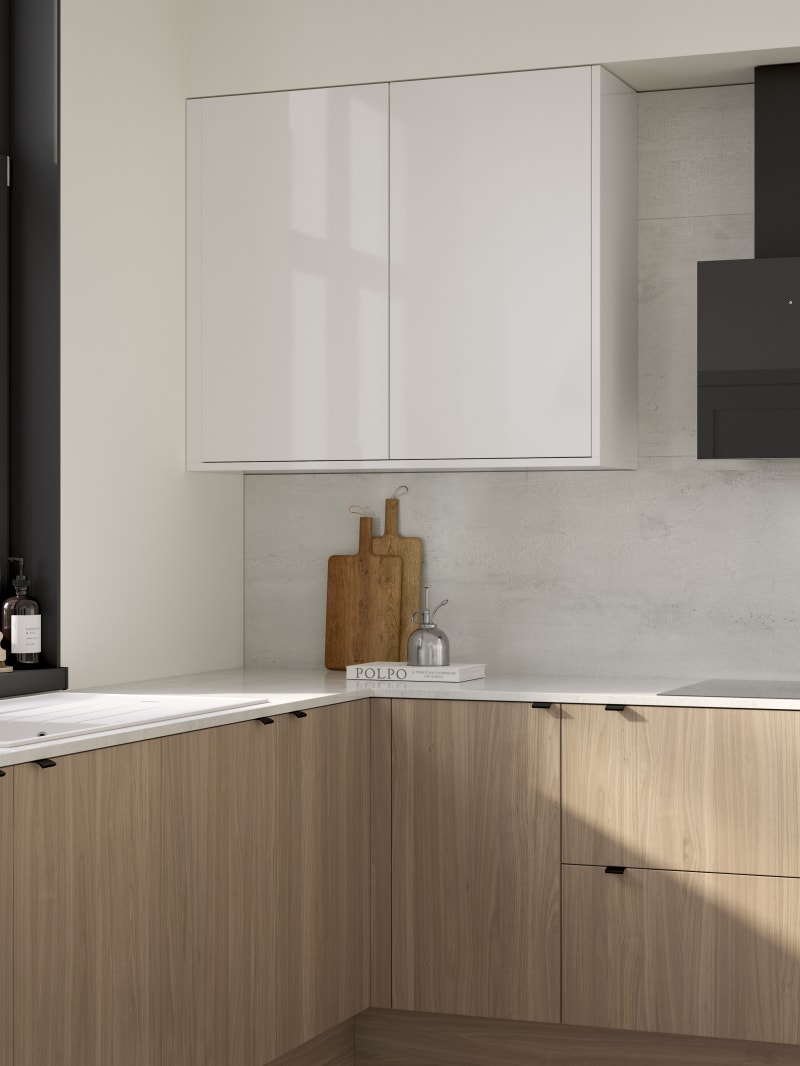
325,516 -> 402,669
372,497 -> 423,657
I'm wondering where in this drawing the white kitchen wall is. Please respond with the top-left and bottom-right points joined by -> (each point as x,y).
245,83 -> 800,680
59,0 -> 244,688
55,0 -> 800,688
186,0 -> 800,97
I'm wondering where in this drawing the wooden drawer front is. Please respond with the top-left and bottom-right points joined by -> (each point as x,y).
563,864 -> 800,1045
562,703 -> 800,875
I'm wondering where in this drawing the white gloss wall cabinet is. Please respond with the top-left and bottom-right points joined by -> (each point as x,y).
187,85 -> 390,466
392,66 -> 586,463
187,66 -> 637,471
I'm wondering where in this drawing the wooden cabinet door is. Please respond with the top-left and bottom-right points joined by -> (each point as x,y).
14,743 -> 162,1066
563,863 -> 800,1045
389,67 -> 592,462
0,767 -> 12,1066
392,699 -> 560,1021
276,700 -> 371,1055
187,85 -> 389,467
162,719 -> 278,1066
562,703 -> 800,876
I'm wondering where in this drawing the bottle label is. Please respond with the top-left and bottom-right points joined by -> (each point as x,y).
11,615 -> 42,654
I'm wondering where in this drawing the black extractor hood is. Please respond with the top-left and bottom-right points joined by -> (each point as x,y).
697,63 -> 800,458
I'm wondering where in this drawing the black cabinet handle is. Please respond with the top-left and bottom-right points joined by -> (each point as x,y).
605,866 -> 626,875
0,769 -> 5,777
291,710 -> 307,719
258,716 -> 275,725
35,758 -> 56,769
531,702 -> 552,709
605,704 -> 626,712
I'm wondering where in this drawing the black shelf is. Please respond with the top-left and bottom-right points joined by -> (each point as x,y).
0,665 -> 67,699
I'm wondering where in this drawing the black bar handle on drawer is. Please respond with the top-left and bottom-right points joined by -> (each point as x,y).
35,758 -> 57,769
258,716 -> 275,725
605,704 -> 626,712
531,702 -> 552,709
605,866 -> 626,875
292,710 -> 307,719
0,769 -> 5,777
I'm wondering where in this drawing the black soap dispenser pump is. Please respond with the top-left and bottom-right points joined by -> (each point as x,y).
1,558 -> 41,665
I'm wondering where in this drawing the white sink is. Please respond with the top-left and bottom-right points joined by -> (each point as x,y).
0,717 -> 89,745
0,691 -> 270,747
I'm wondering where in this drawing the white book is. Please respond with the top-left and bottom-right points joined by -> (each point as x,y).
346,662 -> 486,683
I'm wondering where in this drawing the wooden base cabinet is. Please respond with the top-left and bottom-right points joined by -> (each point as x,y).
0,767 -> 12,1066
277,699 -> 371,1053
14,744 -> 163,1066
392,699 -> 561,1021
9,698 -> 369,1066
163,699 -> 371,1066
563,864 -> 800,1045
162,718 -> 279,1066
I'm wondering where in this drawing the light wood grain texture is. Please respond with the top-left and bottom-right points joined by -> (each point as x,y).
371,497 -> 423,654
162,719 -> 277,1066
392,699 -> 560,1021
370,698 -> 392,1007
269,1018 -> 354,1066
0,767 -> 12,1066
325,516 -> 402,668
14,743 -> 162,1066
563,864 -> 800,1045
355,1007 -> 800,1065
277,700 -> 371,1055
562,702 -> 800,875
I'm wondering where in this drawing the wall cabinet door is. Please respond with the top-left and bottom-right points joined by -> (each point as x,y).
389,67 -> 591,461
392,699 -> 561,1021
162,719 -> 278,1066
14,744 -> 162,1066
563,864 -> 800,1045
0,768 -> 12,1066
387,63 -> 636,469
562,703 -> 800,876
188,85 -> 389,466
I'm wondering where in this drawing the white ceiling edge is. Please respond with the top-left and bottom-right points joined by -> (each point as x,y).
606,45 -> 800,92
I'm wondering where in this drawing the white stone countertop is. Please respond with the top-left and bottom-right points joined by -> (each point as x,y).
2,667 -> 800,766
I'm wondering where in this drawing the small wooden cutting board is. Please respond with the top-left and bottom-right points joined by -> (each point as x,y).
372,497 -> 423,657
325,516 -> 402,670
